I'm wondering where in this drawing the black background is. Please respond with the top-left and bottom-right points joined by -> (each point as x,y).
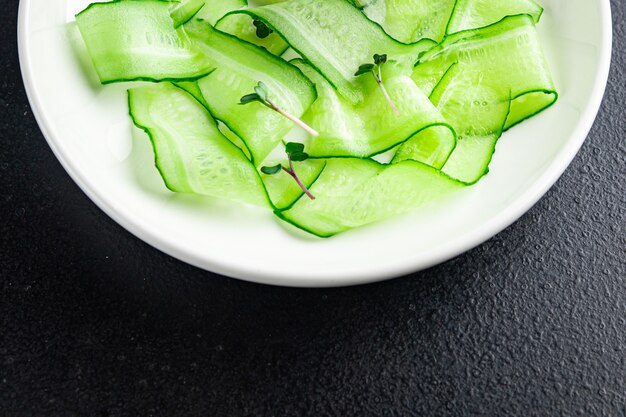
2,1 -> 626,416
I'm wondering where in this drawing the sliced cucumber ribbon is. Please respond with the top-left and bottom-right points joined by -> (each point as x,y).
292,59 -> 456,167
75,0 -> 557,237
411,14 -> 557,184
227,0 -> 434,103
357,0 -> 543,44
76,1 -> 213,84
184,19 -> 317,165
128,83 -> 268,207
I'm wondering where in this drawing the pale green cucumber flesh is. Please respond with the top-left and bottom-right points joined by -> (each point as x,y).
128,83 -> 267,206
408,14 -> 556,183
448,0 -> 543,34
277,158 -> 464,237
184,19 -> 316,165
76,0 -> 213,84
194,0 -> 247,24
295,60 -> 455,162
216,13 -> 289,56
170,0 -> 206,27
228,0 -> 433,103
74,0 -> 559,238
357,0 -> 457,43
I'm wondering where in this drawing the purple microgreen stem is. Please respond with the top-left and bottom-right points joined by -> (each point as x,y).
283,158 -> 315,200
261,142 -> 315,200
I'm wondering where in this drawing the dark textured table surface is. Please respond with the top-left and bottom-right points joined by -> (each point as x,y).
2,1 -> 626,416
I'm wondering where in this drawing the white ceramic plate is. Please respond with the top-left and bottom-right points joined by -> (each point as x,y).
19,0 -> 612,287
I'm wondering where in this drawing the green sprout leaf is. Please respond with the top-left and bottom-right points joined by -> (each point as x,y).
285,142 -> 305,155
373,53 -> 387,65
253,19 -> 273,39
239,93 -> 261,105
290,152 -> 309,162
355,63 -> 375,76
254,81 -> 269,102
261,164 -> 282,175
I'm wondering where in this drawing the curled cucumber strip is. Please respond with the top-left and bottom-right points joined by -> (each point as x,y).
74,0 -> 558,237
226,0 -> 433,103
76,0 -> 213,84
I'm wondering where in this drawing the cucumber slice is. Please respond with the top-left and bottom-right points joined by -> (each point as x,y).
184,19 -> 316,165
294,60 -> 455,162
408,16 -> 556,183
173,81 -> 209,109
228,0 -> 434,103
128,83 -> 267,206
391,125 -> 458,169
355,0 -> 540,44
356,0 -> 457,43
505,89 -> 557,130
218,122 -> 253,160
448,0 -> 543,34
433,67 -> 510,183
174,81 -> 253,159
278,158 -> 464,237
74,0 -> 559,238
170,0 -> 206,27
216,13 -> 289,56
75,0 -> 213,84
440,134 -> 499,183
414,14 -> 556,134
430,64 -> 511,139
195,0 -> 247,24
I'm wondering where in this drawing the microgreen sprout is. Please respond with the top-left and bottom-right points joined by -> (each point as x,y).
355,53 -> 400,115
261,142 -> 316,200
252,20 -> 273,39
240,82 -> 320,137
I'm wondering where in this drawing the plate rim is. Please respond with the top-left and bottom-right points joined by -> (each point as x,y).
17,0 -> 613,287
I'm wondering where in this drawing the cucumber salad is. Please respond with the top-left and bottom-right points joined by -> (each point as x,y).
74,0 -> 557,237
